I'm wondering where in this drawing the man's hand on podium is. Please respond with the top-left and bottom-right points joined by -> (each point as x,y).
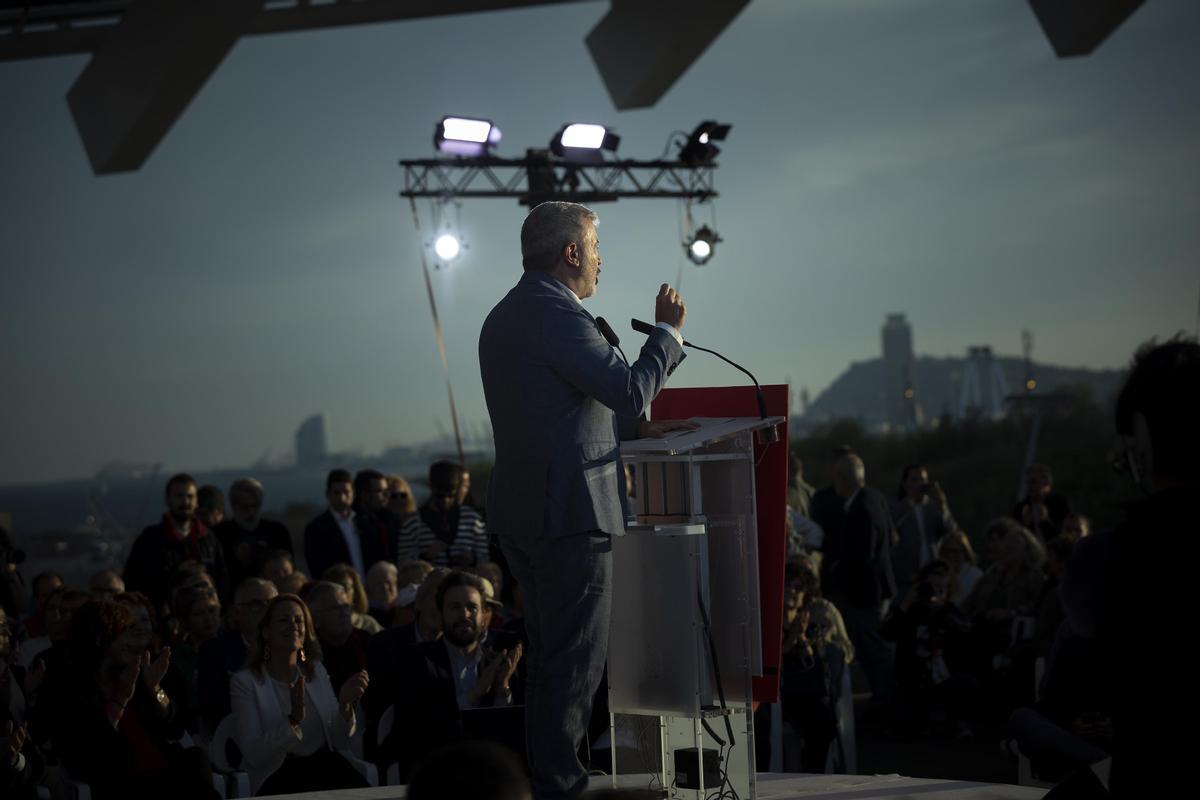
637,419 -> 700,439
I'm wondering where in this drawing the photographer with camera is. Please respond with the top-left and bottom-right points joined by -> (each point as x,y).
889,465 -> 958,606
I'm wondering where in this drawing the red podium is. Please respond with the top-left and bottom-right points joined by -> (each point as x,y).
606,386 -> 788,799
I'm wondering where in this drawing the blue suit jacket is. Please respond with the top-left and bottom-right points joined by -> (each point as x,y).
479,271 -> 685,539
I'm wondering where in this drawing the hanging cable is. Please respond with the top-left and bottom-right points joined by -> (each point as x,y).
408,196 -> 466,466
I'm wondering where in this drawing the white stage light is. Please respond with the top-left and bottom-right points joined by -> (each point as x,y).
689,238 -> 712,261
435,116 -> 502,156
434,233 -> 461,261
684,225 -> 721,265
560,123 -> 608,149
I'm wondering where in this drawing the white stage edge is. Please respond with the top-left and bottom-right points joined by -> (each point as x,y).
258,772 -> 1047,799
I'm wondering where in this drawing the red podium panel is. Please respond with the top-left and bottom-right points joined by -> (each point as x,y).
651,385 -> 788,703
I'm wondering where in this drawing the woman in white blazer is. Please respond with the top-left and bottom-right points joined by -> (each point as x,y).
230,593 -> 370,795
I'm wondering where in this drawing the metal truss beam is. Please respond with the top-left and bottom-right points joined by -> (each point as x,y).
399,155 -> 718,205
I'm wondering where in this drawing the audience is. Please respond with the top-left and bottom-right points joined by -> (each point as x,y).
306,581 -> 371,694
259,548 -> 296,589
386,474 -> 417,522
365,560 -> 401,628
779,563 -> 840,772
54,600 -> 218,800
195,485 -> 226,530
322,563 -> 383,634
397,461 -> 489,567
1013,463 -> 1071,543
124,473 -> 228,614
933,530 -> 983,606
89,570 -> 125,599
229,593 -> 370,795
354,469 -> 402,568
889,464 -> 958,602
819,453 -> 896,704
376,571 -> 522,782
214,478 -> 294,592
197,577 -> 277,737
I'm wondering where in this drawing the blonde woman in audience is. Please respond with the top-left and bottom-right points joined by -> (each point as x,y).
935,530 -> 984,605
230,594 -> 370,795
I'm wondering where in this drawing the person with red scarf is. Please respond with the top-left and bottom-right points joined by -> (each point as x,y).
124,474 -> 229,616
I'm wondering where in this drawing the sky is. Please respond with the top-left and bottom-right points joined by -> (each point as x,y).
1,0 -> 1197,486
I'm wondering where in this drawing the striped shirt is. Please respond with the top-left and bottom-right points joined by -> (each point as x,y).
397,504 -> 489,567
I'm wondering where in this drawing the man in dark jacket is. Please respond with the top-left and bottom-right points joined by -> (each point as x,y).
821,453 -> 896,702
213,477 -> 293,592
124,474 -> 228,615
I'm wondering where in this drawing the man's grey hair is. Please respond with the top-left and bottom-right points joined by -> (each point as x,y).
367,560 -> 398,582
520,201 -> 597,273
229,477 -> 265,500
234,577 -> 277,603
306,580 -> 346,609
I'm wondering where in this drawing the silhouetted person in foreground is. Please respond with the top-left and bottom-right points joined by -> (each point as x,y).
1063,337 -> 1200,798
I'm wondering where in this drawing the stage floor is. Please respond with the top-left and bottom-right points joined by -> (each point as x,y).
259,771 -> 1047,799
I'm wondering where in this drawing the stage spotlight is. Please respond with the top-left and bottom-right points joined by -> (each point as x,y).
551,123 -> 620,161
679,121 -> 732,166
434,233 -> 461,261
685,225 -> 721,265
435,116 -> 502,156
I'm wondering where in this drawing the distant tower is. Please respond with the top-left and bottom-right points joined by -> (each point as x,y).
295,414 -> 328,468
958,347 -> 1010,418
882,314 -> 915,429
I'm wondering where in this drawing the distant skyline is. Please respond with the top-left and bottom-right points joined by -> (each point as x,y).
3,0 -> 1198,486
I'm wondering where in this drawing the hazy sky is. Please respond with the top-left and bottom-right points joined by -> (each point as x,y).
2,0 -> 1197,486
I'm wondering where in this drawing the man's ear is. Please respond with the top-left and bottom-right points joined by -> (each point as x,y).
563,242 -> 580,267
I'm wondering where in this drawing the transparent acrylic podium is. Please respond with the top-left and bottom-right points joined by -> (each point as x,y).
609,416 -> 782,799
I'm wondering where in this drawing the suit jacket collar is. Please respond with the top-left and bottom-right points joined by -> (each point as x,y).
518,270 -> 584,306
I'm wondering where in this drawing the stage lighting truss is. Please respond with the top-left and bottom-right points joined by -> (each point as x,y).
401,153 -> 717,205
435,116 -> 502,157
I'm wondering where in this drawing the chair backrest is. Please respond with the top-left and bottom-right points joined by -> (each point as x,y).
377,705 -> 395,747
210,715 -> 242,772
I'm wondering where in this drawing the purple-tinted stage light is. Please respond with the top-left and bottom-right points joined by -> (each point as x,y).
435,116 -> 502,156
550,123 -> 620,160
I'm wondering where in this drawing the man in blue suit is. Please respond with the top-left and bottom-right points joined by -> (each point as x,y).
479,201 -> 689,799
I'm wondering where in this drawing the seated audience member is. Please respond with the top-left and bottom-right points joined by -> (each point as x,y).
259,548 -> 296,590
198,578 -> 277,737
962,519 -> 1045,627
366,561 -> 401,628
392,560 -> 434,628
195,485 -> 226,530
4,604 -> 48,800
934,530 -> 983,605
1012,464 -> 1070,543
386,474 -> 417,523
278,570 -> 309,596
323,564 -> 383,634
961,519 -> 1044,698
165,584 -> 223,734
22,571 -> 63,640
124,473 -> 228,614
1059,513 -> 1091,542
889,464 -> 958,602
364,566 -> 451,760
881,560 -> 976,737
0,525 -> 27,621
306,582 -> 371,694
54,600 -> 218,800
214,478 -> 294,592
397,461 -> 489,567
89,570 -> 125,600
25,587 -> 90,751
163,563 -> 216,639
406,740 -> 531,800
779,565 -> 839,773
230,594 -> 370,795
376,571 -> 523,782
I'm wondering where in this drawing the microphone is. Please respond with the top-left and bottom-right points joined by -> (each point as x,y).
595,317 -> 627,363
631,318 -> 779,441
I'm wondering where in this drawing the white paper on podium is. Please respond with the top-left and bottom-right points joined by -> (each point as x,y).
621,416 -> 785,456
